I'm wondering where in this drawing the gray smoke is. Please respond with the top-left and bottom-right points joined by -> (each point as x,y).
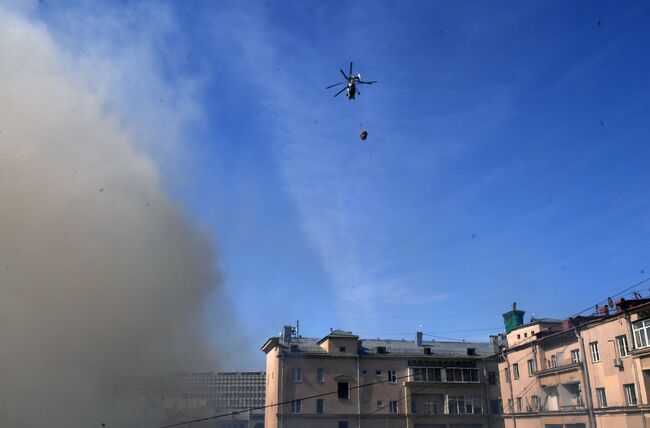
0,6 -> 227,427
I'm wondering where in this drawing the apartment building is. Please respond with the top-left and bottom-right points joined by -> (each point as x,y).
261,325 -> 504,428
113,371 -> 266,428
498,298 -> 650,428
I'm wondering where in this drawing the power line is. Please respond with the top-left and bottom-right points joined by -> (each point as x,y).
159,372 -> 415,428
161,277 -> 650,427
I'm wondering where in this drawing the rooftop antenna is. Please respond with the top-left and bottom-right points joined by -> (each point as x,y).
634,291 -> 643,299
296,320 -> 300,338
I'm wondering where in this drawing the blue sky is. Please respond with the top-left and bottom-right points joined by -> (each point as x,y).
27,1 -> 650,369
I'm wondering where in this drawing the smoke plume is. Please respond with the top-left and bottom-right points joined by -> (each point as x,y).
0,6 -> 225,427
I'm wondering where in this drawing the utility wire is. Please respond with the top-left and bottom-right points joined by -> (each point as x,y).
161,277 -> 650,428
159,372 -> 414,428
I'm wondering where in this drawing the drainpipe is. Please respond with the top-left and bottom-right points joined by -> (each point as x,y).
482,360 -> 492,428
502,350 -> 517,428
357,355 -> 361,428
625,312 -> 647,428
280,352 -> 284,428
575,328 -> 596,428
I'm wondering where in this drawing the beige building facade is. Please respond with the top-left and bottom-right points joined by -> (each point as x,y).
499,298 -> 650,428
262,326 -> 504,428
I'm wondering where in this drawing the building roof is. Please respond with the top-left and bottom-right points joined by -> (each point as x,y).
262,334 -> 494,358
317,329 -> 359,344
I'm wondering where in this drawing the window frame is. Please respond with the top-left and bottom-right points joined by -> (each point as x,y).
316,368 -> 324,383
448,394 -> 483,414
388,370 -> 397,383
531,395 -> 540,412
290,367 -> 302,382
290,399 -> 301,414
513,363 -> 520,380
616,335 -> 629,357
590,342 -> 601,363
633,319 -> 650,349
624,384 -> 638,406
316,398 -> 324,414
570,349 -> 580,363
389,400 -> 398,413
527,359 -> 536,376
596,387 -> 607,408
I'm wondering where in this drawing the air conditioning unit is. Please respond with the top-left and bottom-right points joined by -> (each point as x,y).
613,358 -> 623,368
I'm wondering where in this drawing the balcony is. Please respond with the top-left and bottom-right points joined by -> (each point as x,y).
539,383 -> 585,413
536,361 -> 581,376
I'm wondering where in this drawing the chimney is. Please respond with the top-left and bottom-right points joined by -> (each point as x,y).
502,302 -> 526,334
489,335 -> 500,354
416,331 -> 423,347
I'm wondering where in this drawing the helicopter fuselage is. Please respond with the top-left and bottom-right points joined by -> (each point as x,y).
347,81 -> 356,100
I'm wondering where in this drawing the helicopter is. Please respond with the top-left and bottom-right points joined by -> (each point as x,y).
326,62 -> 377,100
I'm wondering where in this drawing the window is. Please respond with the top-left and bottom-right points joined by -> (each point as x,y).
624,384 -> 637,406
551,354 -> 558,368
516,397 -> 522,412
316,368 -> 324,383
337,381 -> 349,399
490,399 -> 500,414
448,395 -> 483,414
424,401 -> 438,414
531,395 -> 540,411
377,346 -> 387,354
316,399 -> 323,414
590,342 -> 601,362
388,370 -> 397,383
488,371 -> 496,385
410,400 -> 416,413
409,367 -> 443,382
361,369 -> 368,376
389,400 -> 398,413
504,367 -> 510,383
617,335 -> 629,357
339,346 -> 346,352
571,349 -> 580,363
527,359 -> 536,376
467,347 -> 476,356
507,399 -> 513,413
446,367 -> 479,383
291,367 -> 302,382
376,400 -> 383,408
524,332 -> 528,338
290,399 -> 301,413
633,319 -> 650,349
596,388 -> 607,408
338,422 -> 348,428
375,369 -> 383,376
513,363 -> 520,380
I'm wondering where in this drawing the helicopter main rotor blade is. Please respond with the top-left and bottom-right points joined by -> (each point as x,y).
339,69 -> 348,80
358,80 -> 378,85
349,62 -> 353,78
334,87 -> 347,97
326,81 -> 346,89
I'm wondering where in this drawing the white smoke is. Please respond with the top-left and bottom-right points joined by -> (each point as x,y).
0,5 -> 228,427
